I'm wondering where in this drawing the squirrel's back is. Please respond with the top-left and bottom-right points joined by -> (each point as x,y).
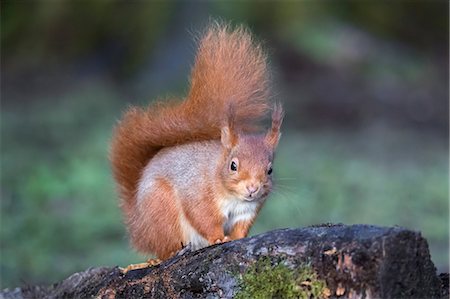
136,140 -> 222,205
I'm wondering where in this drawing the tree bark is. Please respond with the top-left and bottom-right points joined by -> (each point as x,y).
1,224 -> 447,298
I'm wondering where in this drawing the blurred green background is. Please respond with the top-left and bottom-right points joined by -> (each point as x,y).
1,1 -> 448,289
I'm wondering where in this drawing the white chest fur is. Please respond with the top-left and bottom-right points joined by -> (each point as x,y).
220,197 -> 259,235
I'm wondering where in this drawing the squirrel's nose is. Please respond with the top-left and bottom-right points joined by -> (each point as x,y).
246,184 -> 259,196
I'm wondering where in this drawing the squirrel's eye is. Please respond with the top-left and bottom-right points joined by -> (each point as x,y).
267,167 -> 273,175
230,161 -> 237,171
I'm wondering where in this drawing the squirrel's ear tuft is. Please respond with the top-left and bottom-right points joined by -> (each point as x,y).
265,103 -> 284,149
221,126 -> 238,149
221,103 -> 238,149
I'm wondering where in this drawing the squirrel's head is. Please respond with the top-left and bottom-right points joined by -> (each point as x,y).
219,104 -> 284,202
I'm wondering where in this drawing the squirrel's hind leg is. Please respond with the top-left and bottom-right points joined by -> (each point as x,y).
128,177 -> 184,261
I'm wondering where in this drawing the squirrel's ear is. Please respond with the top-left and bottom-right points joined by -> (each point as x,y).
265,103 -> 284,149
221,126 -> 238,149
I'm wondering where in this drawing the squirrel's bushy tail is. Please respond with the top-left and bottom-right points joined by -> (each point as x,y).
110,23 -> 271,218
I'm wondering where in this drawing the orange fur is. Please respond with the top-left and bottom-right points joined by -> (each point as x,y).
181,186 -> 225,244
127,177 -> 182,260
110,22 -> 282,259
229,221 -> 254,240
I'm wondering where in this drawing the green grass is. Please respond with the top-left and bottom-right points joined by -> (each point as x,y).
1,83 -> 448,288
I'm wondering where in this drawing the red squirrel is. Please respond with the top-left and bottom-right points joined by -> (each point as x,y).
110,23 -> 283,260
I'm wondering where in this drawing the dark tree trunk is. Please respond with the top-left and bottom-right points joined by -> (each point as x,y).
1,224 -> 447,298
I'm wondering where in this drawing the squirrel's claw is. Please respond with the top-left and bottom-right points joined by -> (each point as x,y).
214,236 -> 231,244
120,258 -> 161,274
176,243 -> 193,257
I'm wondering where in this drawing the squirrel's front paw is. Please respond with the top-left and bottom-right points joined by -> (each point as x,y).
214,236 -> 231,244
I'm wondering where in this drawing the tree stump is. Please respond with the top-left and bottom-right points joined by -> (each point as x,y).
1,224 -> 447,298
